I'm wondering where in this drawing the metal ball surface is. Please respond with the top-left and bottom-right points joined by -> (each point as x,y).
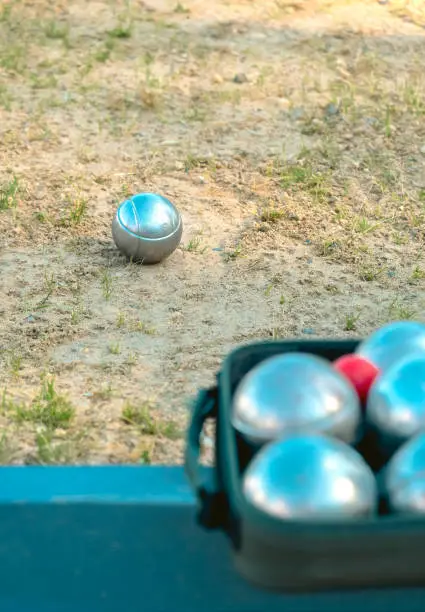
243,434 -> 377,521
356,320 -> 425,373
112,193 -> 183,264
232,353 -> 361,446
384,432 -> 425,514
367,353 -> 425,454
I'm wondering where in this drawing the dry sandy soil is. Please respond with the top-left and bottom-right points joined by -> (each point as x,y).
0,0 -> 425,465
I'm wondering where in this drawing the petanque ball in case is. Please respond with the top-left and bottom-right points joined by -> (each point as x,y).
355,320 -> 425,373
366,353 -> 425,459
243,434 -> 377,521
112,192 -> 183,264
231,353 -> 362,448
384,431 -> 425,515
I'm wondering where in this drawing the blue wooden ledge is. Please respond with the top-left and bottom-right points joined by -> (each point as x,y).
0,466 -> 423,612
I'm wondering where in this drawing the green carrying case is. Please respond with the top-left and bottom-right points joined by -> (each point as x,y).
185,339 -> 425,592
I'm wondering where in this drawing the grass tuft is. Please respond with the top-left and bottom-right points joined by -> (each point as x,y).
0,176 -> 19,210
8,376 -> 75,429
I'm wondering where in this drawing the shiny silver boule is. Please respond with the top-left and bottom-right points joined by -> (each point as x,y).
356,320 -> 425,373
367,353 -> 425,455
385,432 -> 425,514
232,353 -> 361,446
243,434 -> 377,521
112,193 -> 183,264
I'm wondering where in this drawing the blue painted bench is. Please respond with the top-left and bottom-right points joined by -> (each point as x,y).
0,466 -> 423,611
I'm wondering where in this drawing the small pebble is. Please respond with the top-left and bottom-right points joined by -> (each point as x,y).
324,102 -> 339,116
233,73 -> 248,84
290,107 -> 305,120
365,117 -> 378,126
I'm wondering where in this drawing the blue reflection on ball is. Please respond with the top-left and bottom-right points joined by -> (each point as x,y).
112,193 -> 183,264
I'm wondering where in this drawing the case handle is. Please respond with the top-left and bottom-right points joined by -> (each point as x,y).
185,386 -> 227,529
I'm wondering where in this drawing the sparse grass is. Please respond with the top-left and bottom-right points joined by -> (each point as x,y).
70,307 -> 80,325
278,162 -> 332,202
30,73 -> 58,90
0,3 -> 12,22
264,274 -> 282,297
134,321 -> 156,335
259,203 -> 286,223
121,402 -> 181,440
7,376 -> 75,430
0,83 -> 12,110
34,431 -> 78,465
0,432 -> 18,464
34,271 -> 56,311
107,14 -> 133,39
101,269 -> 113,300
92,384 -> 114,401
182,236 -> 207,253
174,2 -> 190,13
0,176 -> 19,210
108,343 -> 121,355
344,311 -> 362,332
8,352 -> 22,379
388,297 -> 417,321
358,264 -> 383,282
223,243 -> 243,262
126,352 -> 138,366
68,194 -> 88,226
384,105 -> 393,138
44,20 -> 70,41
183,154 -> 213,172
403,82 -> 425,116
0,45 -> 26,73
139,449 -> 152,464
95,38 -> 115,63
411,265 -> 425,281
319,238 -> 340,257
116,312 -> 126,328
352,217 -> 380,235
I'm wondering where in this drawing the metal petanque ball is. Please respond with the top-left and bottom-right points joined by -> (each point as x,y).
355,320 -> 425,373
367,353 -> 425,457
242,434 -> 377,521
384,432 -> 425,515
112,193 -> 183,264
232,353 -> 361,447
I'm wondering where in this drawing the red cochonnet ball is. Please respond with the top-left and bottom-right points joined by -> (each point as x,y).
333,353 -> 380,405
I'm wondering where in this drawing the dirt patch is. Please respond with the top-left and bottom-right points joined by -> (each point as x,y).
1,0 -> 425,465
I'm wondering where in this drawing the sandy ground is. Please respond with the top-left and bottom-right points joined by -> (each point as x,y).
0,0 -> 425,464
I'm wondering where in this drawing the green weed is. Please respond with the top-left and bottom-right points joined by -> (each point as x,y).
0,176 -> 19,210
12,376 -> 75,429
122,402 -> 182,439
